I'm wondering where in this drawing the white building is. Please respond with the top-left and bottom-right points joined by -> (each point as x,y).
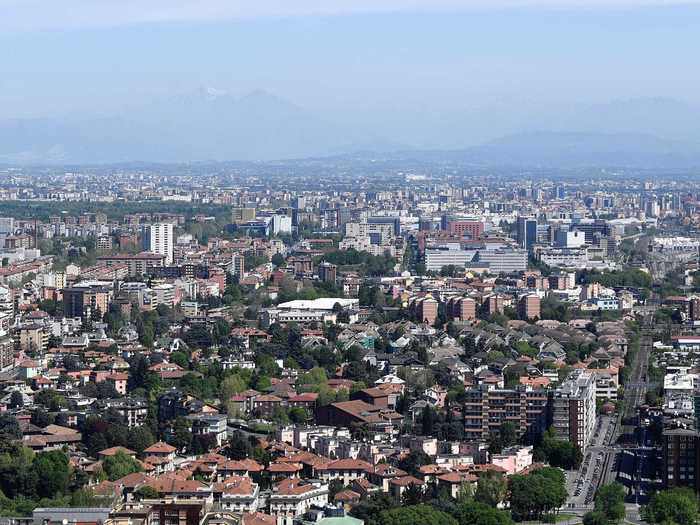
142,223 -> 174,265
272,215 -> 293,235
425,248 -> 476,272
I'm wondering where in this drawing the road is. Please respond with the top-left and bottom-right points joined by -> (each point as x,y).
563,322 -> 654,517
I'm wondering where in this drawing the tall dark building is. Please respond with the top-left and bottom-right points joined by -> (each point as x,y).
517,216 -> 537,250
318,261 -> 337,283
662,427 -> 700,492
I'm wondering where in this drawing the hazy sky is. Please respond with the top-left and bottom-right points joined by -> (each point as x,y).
1,0 -> 700,125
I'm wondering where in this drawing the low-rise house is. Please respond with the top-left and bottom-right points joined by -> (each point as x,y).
268,479 -> 328,521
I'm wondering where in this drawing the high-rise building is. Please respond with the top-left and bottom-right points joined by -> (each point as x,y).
552,370 -> 597,451
231,207 -> 256,224
271,214 -> 292,235
142,223 -> 174,265
411,296 -> 438,325
0,217 -> 14,235
447,220 -> 484,240
518,294 -> 541,320
486,294 -> 505,315
446,296 -> 476,322
517,216 -> 538,250
690,297 -> 700,321
662,427 -> 700,492
232,255 -> 245,279
318,262 -> 337,283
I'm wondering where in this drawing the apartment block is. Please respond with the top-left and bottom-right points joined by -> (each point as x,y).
551,370 -> 597,451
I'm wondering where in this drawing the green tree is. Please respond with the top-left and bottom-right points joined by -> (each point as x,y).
454,501 -> 514,525
220,374 -> 247,400
583,511 -> 608,525
170,351 -> 189,369
127,426 -> 155,454
350,492 -> 398,523
643,488 -> 698,525
134,485 -> 159,500
376,505 -> 458,525
594,483 -> 625,523
474,472 -> 508,508
0,414 -> 22,439
32,450 -> 70,499
171,417 -> 192,452
101,451 -> 142,481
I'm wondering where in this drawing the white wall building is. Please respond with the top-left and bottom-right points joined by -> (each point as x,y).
142,223 -> 174,265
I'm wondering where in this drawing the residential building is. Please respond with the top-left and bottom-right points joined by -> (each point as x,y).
551,370 -> 597,451
142,223 -> 175,265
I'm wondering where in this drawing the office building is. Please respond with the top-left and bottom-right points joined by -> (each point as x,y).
232,207 -> 256,224
411,296 -> 438,325
475,249 -> 528,274
517,216 -> 538,250
63,283 -> 113,319
98,252 -> 167,277
446,220 -> 484,240
425,247 -> 476,272
272,214 -> 293,235
555,229 -> 586,248
142,223 -> 174,265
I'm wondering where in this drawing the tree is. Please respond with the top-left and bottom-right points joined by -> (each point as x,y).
127,426 -> 155,454
184,325 -> 213,348
453,501 -> 514,525
350,492 -> 398,523
289,407 -> 310,424
32,450 -> 70,498
536,428 -> 582,470
583,511 -> 608,525
34,389 -> 67,411
225,431 -> 253,460
170,351 -> 189,369
329,479 -> 345,500
398,451 -> 432,477
171,417 -> 192,452
509,468 -> 567,521
500,422 -> 517,448
0,414 -> 22,439
9,391 -> 23,409
474,472 -> 507,508
594,483 -> 625,523
420,405 -> 435,436
101,451 -> 142,481
402,483 -> 426,506
220,374 -> 247,400
643,488 -> 698,525
376,505 -> 458,525
134,485 -> 160,500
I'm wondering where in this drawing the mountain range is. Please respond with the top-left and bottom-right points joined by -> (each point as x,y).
1,89 -> 699,167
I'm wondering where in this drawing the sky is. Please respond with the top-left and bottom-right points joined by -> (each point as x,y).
1,0 -> 700,147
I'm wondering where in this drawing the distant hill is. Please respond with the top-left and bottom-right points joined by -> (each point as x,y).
0,88 -> 398,163
1,90 -> 700,167
459,130 -> 700,168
